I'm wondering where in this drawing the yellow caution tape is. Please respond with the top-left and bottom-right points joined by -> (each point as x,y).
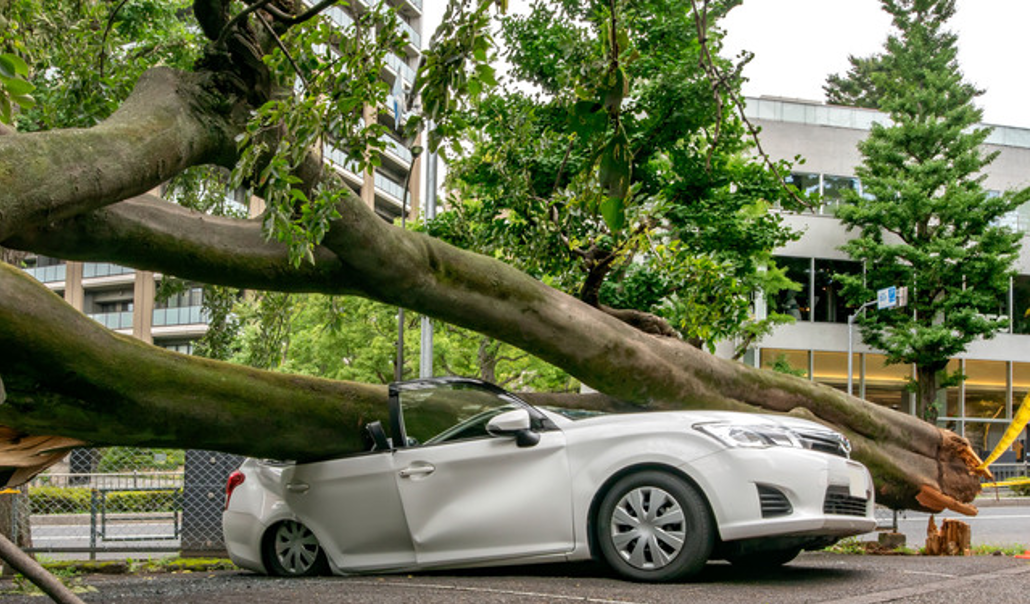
977,394 -> 1030,471
0,488 -> 20,495
980,477 -> 1031,489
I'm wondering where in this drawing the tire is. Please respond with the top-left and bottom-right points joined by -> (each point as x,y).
726,546 -> 802,569
595,470 -> 714,582
263,520 -> 328,577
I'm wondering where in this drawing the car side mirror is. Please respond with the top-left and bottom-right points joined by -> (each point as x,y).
486,409 -> 540,448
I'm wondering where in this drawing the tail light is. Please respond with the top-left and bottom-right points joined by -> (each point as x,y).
225,470 -> 245,510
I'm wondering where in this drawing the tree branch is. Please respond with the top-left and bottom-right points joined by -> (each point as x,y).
0,67 -> 244,242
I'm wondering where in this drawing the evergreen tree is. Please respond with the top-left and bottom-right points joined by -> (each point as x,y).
835,0 -> 1029,422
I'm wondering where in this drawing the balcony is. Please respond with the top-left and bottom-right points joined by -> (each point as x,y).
89,311 -> 133,330
374,171 -> 406,203
24,264 -> 66,284
153,305 -> 208,327
83,263 -> 135,279
385,52 -> 416,85
379,133 -> 413,165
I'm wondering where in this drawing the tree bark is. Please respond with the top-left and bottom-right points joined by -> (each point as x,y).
0,67 -> 243,242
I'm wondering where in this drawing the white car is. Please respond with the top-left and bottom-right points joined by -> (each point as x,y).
223,377 -> 876,582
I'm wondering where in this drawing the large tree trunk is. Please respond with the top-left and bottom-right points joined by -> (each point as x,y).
0,62 -> 986,516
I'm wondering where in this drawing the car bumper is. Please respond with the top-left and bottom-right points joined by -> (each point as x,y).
681,447 -> 877,542
223,509 -> 268,574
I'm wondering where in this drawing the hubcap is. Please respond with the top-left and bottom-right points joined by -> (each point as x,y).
609,486 -> 686,570
274,521 -> 320,574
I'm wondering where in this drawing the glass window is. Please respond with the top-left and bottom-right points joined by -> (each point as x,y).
964,360 -> 1008,419
863,354 -> 911,411
963,421 -> 1001,460
771,256 -> 811,321
1013,275 -> 1029,335
396,382 -> 525,446
942,359 -> 961,417
821,174 -> 858,215
812,351 -> 858,393
760,348 -> 809,378
785,173 -> 820,197
813,259 -> 860,324
1014,362 -> 1029,414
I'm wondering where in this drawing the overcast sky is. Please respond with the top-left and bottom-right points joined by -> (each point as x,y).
422,0 -> 1029,129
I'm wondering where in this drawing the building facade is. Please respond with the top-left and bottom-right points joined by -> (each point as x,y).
737,97 -> 1030,471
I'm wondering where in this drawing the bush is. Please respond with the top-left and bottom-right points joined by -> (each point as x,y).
29,486 -> 182,515
97,448 -> 184,473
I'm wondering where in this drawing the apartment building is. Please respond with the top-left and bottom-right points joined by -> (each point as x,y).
737,96 -> 1030,468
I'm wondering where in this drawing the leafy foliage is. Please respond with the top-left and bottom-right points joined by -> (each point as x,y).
832,0 -> 1029,420
436,0 -> 801,352
0,0 -> 200,130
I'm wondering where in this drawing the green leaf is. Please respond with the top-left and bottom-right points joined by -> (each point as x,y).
0,55 -> 14,79
0,53 -> 27,78
0,76 -> 34,95
11,93 -> 35,110
0,95 -> 11,124
600,196 -> 625,232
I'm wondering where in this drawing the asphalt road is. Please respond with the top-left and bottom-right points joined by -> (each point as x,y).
3,553 -> 1028,604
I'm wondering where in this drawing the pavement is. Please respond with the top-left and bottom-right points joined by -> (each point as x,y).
2,552 -> 1028,603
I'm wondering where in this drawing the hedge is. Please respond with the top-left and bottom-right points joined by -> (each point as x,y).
29,487 -> 182,514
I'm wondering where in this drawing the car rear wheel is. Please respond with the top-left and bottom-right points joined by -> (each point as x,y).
263,520 -> 328,577
595,470 -> 714,582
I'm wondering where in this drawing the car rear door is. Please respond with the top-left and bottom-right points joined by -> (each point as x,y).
284,452 -> 417,572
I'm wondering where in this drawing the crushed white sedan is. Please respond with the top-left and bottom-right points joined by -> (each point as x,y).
223,377 -> 876,582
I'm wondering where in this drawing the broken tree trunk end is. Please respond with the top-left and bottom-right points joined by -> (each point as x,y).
925,516 -> 971,556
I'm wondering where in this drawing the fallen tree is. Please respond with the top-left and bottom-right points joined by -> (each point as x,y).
0,1 -> 986,515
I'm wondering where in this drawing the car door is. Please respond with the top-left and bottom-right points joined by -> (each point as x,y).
284,451 -> 417,572
390,379 -> 575,566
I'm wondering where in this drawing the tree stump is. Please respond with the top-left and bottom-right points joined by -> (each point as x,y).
925,516 -> 971,555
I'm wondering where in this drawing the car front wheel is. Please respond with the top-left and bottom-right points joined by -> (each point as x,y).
595,470 -> 714,582
263,520 -> 328,577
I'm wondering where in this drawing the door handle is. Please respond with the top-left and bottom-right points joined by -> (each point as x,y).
286,482 -> 310,493
399,463 -> 435,478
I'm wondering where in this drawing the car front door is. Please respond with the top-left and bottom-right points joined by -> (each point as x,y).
390,379 -> 575,567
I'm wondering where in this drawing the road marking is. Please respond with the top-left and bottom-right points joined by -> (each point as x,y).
898,570 -> 956,578
821,565 -> 1029,604
349,579 -> 649,604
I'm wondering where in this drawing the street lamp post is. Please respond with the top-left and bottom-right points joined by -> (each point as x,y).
847,299 -> 878,396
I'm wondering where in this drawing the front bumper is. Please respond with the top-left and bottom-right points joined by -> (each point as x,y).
682,447 -> 877,542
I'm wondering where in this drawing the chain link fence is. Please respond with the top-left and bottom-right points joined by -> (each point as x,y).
2,447 -> 240,560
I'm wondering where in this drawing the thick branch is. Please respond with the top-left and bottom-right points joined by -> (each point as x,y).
0,67 -> 243,241
0,264 -> 387,461
4,190 -> 983,511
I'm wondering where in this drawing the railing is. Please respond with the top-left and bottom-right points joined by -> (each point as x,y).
375,171 -> 406,201
24,264 -> 66,284
153,305 -> 207,327
89,311 -> 133,330
83,263 -> 135,279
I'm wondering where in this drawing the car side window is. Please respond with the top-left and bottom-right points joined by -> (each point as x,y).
397,384 -> 519,446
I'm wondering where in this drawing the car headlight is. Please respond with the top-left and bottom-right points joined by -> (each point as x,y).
694,421 -> 852,458
694,422 -> 802,449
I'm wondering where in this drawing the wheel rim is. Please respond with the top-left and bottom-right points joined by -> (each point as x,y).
609,486 -> 686,570
273,521 -> 320,574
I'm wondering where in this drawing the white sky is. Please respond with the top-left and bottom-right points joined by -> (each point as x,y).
422,0 -> 1029,129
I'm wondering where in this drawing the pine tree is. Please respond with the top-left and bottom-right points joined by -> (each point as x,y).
835,0 -> 1029,422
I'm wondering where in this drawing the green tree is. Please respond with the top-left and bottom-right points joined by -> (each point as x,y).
0,0 -> 988,515
437,0 -> 801,355
833,0 -> 1029,422
824,54 -> 887,110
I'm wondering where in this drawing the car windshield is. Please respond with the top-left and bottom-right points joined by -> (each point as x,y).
397,382 -> 523,446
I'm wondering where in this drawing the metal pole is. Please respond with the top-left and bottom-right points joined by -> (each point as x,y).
848,299 -> 877,396
419,149 -> 437,379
